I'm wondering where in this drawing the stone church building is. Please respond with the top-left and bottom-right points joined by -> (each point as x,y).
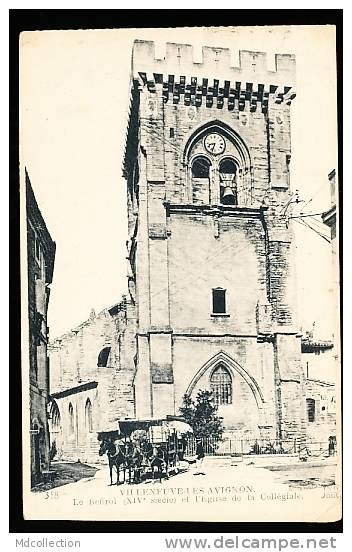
48,299 -> 136,462
48,41 -> 336,462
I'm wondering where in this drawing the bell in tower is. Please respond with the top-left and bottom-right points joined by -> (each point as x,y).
219,158 -> 237,205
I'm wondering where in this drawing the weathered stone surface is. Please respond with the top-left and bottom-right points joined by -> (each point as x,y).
125,40 -> 304,442
48,299 -> 137,462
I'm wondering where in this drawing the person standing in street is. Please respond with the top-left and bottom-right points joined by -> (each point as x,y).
194,438 -> 205,475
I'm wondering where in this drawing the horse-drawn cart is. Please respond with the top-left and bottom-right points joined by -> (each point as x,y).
97,416 -> 193,485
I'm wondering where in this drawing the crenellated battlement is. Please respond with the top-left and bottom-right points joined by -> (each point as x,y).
132,40 -> 296,90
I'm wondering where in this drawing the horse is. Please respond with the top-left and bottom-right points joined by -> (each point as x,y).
141,441 -> 168,483
98,438 -> 128,485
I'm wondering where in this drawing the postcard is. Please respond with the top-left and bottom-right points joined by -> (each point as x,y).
20,24 -> 341,522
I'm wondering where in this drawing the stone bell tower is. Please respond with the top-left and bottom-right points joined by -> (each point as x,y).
123,40 -> 304,441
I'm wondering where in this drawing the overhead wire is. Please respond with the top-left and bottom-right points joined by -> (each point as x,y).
299,181 -> 330,214
126,111 -> 330,312
303,216 -> 331,237
292,218 -> 331,244
290,212 -> 326,219
290,213 -> 331,239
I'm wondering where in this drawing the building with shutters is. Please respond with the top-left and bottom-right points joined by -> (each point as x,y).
26,171 -> 56,485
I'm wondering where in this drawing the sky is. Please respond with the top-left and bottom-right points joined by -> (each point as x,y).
20,25 -> 338,342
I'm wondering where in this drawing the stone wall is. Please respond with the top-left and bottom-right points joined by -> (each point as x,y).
48,299 -> 137,462
49,310 -> 112,392
167,212 -> 267,333
305,379 -> 336,445
49,384 -> 100,464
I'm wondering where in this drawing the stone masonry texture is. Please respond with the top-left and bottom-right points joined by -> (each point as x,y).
122,41 -> 304,442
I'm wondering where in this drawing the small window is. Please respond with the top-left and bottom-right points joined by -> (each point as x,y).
306,398 -> 316,422
212,288 -> 226,314
170,128 -> 175,138
97,346 -> 111,367
68,402 -> 74,435
192,156 -> 210,178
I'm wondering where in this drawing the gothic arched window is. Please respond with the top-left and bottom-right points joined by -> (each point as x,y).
68,402 -> 74,435
219,158 -> 237,175
85,398 -> 93,432
191,156 -> 211,204
210,365 -> 232,405
51,401 -> 61,432
97,346 -> 111,367
192,156 -> 211,178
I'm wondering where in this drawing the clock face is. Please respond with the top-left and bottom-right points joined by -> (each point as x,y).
204,133 -> 226,155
